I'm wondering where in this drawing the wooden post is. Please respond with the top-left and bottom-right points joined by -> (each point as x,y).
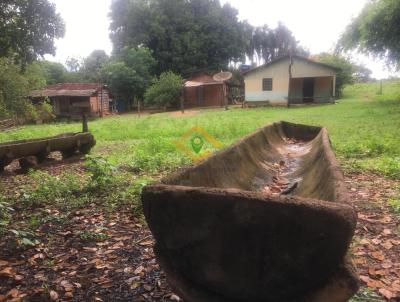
288,54 -> 293,108
181,87 -> 185,114
224,83 -> 228,111
138,100 -> 141,118
82,113 -> 88,132
332,76 -> 336,102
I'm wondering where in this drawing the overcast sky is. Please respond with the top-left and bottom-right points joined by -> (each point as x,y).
46,0 -> 397,79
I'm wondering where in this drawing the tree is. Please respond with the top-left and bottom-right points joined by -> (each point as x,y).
65,57 -> 82,72
338,0 -> 400,69
0,0 -> 65,70
109,0 -> 248,75
37,61 -> 68,84
0,57 -> 46,119
353,64 -> 373,83
82,50 -> 110,82
101,48 -> 156,108
144,71 -> 183,109
313,53 -> 356,98
248,23 -> 309,65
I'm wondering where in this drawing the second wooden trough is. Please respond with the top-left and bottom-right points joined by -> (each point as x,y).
142,121 -> 359,302
0,132 -> 95,171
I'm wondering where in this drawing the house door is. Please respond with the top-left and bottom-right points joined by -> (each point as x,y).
303,78 -> 314,102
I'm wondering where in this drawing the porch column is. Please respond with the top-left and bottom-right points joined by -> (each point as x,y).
332,76 -> 336,102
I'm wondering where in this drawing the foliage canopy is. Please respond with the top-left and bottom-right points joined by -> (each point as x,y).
101,48 -> 156,107
246,23 -> 309,65
0,58 -> 47,119
110,0 -> 249,75
339,0 -> 400,69
0,0 -> 65,69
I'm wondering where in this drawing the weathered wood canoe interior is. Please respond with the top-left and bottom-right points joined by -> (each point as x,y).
0,132 -> 95,171
142,121 -> 359,302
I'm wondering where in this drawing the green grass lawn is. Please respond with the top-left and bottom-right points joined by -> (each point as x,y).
1,80 -> 400,178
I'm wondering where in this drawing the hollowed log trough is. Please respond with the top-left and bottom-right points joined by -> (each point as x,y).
142,121 -> 359,302
0,132 -> 95,171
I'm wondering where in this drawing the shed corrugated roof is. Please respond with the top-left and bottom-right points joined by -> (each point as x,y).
184,73 -> 226,88
184,81 -> 223,88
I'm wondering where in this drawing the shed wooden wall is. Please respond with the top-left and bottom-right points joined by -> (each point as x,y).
184,74 -> 225,108
184,85 -> 224,107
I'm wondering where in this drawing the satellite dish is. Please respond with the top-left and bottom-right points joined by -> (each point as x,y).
213,71 -> 233,82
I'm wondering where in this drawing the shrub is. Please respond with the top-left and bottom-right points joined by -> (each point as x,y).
144,71 -> 182,109
85,156 -> 117,192
35,99 -> 55,123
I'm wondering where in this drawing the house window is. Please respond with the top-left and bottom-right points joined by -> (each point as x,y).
262,78 -> 273,91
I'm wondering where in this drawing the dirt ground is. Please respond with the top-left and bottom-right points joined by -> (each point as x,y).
0,167 -> 399,301
169,110 -> 199,118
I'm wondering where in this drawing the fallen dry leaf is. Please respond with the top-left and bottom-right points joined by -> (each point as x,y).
378,288 -> 395,299
6,288 -> 20,299
381,240 -> 393,250
139,240 -> 153,246
0,267 -> 14,276
49,290 -> 59,301
370,251 -> 385,261
143,284 -> 152,291
134,265 -> 144,275
0,259 -> 9,267
60,280 -> 74,292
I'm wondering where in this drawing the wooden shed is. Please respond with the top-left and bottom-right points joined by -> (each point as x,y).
183,73 -> 227,108
243,55 -> 339,106
30,83 -> 114,118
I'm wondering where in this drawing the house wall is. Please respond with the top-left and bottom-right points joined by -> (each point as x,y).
244,57 -> 337,105
90,96 -> 99,113
292,58 -> 336,78
244,59 -> 290,105
30,85 -> 113,118
289,76 -> 334,104
289,78 -> 304,100
89,89 -> 111,115
58,97 -> 70,113
51,97 -> 61,115
314,76 -> 333,102
98,89 -> 110,113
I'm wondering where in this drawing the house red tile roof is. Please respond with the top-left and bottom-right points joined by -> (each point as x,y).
30,83 -> 108,98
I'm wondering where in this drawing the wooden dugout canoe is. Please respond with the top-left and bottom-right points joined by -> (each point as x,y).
142,121 -> 359,302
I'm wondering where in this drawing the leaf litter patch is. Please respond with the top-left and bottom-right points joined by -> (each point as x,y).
0,169 -> 399,301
